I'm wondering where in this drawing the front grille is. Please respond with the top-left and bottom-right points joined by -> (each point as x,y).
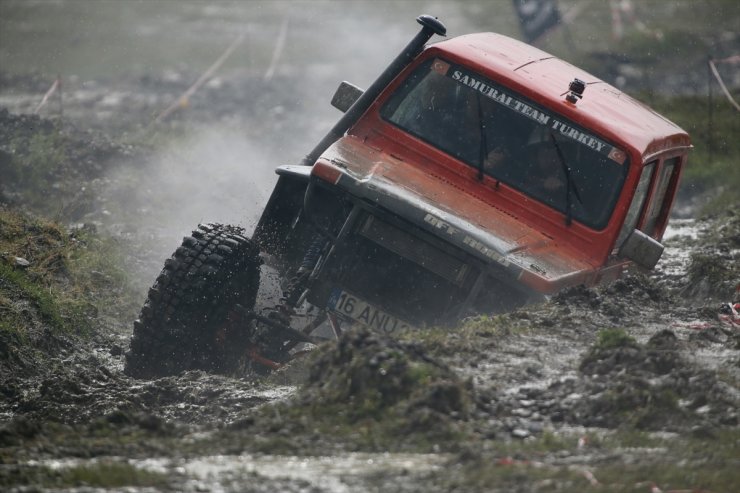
358,214 -> 469,286
312,211 -> 478,325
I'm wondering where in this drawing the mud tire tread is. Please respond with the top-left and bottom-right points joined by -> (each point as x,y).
124,223 -> 261,379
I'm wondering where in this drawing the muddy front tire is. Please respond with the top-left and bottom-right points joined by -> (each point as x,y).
124,223 -> 261,379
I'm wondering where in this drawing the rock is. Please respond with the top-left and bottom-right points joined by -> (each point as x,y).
511,428 -> 530,439
13,256 -> 30,268
527,422 -> 544,433
695,404 -> 711,415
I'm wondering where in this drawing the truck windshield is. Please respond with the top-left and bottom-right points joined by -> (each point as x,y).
380,58 -> 629,230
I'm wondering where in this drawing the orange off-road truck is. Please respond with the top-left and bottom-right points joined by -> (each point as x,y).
125,16 -> 691,378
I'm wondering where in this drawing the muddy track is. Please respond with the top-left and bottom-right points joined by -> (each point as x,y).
1,199 -> 737,491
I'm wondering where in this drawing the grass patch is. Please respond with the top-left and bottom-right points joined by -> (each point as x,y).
0,262 -> 81,334
0,207 -> 138,338
594,328 -> 638,350
0,462 -> 170,489
57,462 -> 169,488
401,313 -> 529,357
0,209 -> 92,335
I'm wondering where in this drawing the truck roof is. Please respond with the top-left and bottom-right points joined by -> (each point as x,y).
428,33 -> 690,157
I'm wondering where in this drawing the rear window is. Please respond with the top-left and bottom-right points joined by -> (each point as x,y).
381,58 -> 629,230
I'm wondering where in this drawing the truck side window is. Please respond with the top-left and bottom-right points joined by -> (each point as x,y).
642,157 -> 678,236
616,161 -> 655,248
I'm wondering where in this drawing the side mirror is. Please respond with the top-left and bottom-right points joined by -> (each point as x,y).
618,229 -> 664,270
331,81 -> 364,113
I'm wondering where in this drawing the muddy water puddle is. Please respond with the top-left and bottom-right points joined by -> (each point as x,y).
660,218 -> 700,278
26,452 -> 447,493
175,452 -> 445,493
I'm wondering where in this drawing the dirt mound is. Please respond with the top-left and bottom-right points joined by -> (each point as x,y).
553,274 -> 667,320
303,327 -> 472,426
243,327 -> 474,450
681,211 -> 740,301
574,329 -> 736,430
512,329 -> 739,432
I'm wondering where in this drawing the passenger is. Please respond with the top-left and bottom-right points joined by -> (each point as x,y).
479,96 -> 519,181
483,145 -> 510,176
525,143 -> 567,207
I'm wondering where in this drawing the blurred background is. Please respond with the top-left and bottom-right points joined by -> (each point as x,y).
3,1 -> 738,96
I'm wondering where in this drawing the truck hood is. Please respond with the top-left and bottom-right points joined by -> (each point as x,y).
313,136 -> 598,294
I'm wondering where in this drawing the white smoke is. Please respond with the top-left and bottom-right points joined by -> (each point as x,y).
92,1 -> 483,284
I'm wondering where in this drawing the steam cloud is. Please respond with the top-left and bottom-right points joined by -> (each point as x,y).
90,1 -> 474,286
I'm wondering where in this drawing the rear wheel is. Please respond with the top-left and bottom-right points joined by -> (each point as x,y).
124,223 -> 261,378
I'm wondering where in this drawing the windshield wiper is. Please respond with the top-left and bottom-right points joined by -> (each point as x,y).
548,131 -> 582,226
476,93 -> 487,181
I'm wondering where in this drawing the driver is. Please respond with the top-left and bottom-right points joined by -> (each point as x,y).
483,145 -> 510,176
532,145 -> 565,193
522,124 -> 567,201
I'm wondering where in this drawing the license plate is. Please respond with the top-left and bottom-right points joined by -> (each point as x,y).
327,288 -> 414,334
